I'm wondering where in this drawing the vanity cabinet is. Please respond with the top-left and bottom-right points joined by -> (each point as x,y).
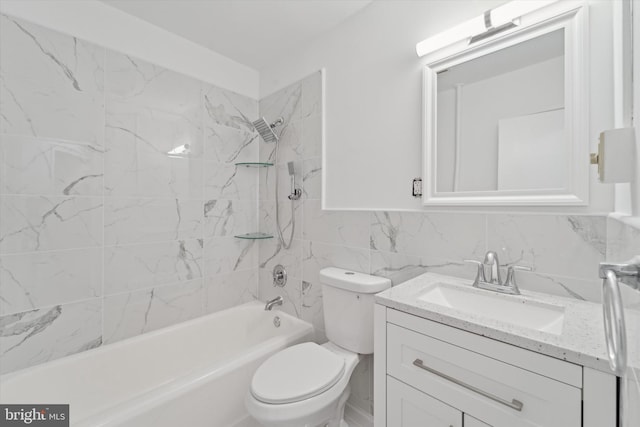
387,376 -> 462,427
374,306 -> 617,427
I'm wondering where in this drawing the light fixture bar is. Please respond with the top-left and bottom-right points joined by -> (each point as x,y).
415,0 -> 558,58
469,21 -> 518,45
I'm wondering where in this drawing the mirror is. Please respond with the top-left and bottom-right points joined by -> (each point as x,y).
423,5 -> 588,206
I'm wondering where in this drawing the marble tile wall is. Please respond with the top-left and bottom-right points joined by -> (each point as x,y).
258,72 -> 635,416
0,14 -> 259,374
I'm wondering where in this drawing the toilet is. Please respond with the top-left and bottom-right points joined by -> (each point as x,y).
245,267 -> 391,427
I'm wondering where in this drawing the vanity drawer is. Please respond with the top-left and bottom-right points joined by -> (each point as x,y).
387,323 -> 581,427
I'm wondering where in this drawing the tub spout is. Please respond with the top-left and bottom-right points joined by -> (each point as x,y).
264,296 -> 283,311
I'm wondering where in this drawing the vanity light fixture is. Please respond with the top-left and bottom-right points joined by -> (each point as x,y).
415,0 -> 558,58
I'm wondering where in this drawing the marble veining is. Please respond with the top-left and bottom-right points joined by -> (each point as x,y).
0,15 -> 104,144
105,51 -> 201,114
104,239 -> 203,295
10,20 -> 82,91
0,196 -> 103,254
203,85 -> 256,132
370,211 -> 486,261
204,199 -> 256,238
104,197 -> 202,245
0,135 -> 104,197
302,157 -> 322,200
487,215 -> 606,281
203,237 -> 257,277
301,279 -> 324,340
205,163 -> 256,201
103,279 -> 203,344
0,299 -> 102,374
0,248 -> 102,316
205,124 -> 258,164
0,14 -> 262,374
567,216 -> 607,255
258,82 -> 302,127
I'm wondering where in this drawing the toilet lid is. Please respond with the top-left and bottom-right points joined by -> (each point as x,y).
251,342 -> 345,404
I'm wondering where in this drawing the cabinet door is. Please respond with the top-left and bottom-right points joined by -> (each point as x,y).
387,376 -> 462,427
464,414 -> 492,427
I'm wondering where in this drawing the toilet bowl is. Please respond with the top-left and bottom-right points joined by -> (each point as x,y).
246,268 -> 391,427
245,342 -> 360,427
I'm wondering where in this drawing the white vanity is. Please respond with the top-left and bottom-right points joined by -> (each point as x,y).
373,272 -> 636,427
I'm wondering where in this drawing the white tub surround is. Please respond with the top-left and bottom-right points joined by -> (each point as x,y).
0,302 -> 314,427
0,12 -> 261,374
375,272 -> 639,374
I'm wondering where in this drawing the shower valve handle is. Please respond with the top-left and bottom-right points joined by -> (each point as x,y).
288,188 -> 302,200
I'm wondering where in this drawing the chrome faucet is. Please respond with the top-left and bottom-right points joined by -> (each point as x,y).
465,251 -> 531,295
264,296 -> 283,311
482,251 -> 502,285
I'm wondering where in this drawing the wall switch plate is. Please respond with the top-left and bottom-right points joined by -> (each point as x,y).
593,128 -> 636,183
412,178 -> 422,197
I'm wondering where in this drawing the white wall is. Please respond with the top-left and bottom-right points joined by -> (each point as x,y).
633,0 -> 640,215
0,0 -> 259,99
261,0 -> 616,213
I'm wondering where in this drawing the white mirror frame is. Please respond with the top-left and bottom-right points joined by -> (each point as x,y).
422,2 -> 589,207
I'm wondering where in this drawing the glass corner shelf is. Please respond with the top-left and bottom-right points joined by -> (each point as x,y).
234,232 -> 274,240
235,162 -> 273,168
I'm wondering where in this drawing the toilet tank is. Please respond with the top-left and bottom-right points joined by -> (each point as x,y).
320,268 -> 391,354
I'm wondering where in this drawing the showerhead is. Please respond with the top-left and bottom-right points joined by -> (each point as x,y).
287,161 -> 295,176
252,117 -> 283,143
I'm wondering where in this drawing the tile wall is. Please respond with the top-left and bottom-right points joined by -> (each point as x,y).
0,14 -> 259,374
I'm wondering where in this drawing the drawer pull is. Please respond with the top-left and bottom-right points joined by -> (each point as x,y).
412,359 -> 524,412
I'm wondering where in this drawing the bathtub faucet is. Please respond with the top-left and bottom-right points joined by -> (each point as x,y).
264,296 -> 283,311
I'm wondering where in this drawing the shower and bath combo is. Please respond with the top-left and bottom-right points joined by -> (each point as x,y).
252,117 -> 301,250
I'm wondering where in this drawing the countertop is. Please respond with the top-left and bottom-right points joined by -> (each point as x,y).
375,272 -> 639,374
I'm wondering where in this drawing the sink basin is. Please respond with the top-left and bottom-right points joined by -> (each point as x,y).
418,283 -> 565,335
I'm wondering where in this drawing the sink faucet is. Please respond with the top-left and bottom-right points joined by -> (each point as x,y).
482,251 -> 502,286
465,251 -> 531,295
264,296 -> 283,311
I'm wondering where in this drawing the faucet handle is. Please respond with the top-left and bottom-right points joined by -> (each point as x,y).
509,265 -> 533,272
503,265 -> 532,293
464,259 -> 485,286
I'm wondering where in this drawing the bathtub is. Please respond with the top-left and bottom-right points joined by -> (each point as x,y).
0,301 -> 314,427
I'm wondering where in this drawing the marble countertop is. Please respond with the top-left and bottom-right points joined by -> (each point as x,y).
375,272 -> 639,374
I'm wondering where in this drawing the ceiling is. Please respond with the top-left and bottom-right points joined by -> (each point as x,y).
101,0 -> 373,70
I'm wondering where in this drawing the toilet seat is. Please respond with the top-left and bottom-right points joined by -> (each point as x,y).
250,342 -> 345,404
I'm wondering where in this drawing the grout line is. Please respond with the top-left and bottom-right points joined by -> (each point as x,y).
101,45 -> 107,345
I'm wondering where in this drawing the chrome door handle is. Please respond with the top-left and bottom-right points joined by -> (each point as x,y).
412,359 -> 524,412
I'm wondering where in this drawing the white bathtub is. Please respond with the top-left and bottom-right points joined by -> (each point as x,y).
0,301 -> 314,427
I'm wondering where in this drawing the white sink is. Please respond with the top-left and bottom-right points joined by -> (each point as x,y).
418,283 -> 565,335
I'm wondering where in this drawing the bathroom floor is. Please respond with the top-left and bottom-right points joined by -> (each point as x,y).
237,415 -> 367,427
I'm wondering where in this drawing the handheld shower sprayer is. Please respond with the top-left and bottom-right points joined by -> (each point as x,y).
287,161 -> 302,201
